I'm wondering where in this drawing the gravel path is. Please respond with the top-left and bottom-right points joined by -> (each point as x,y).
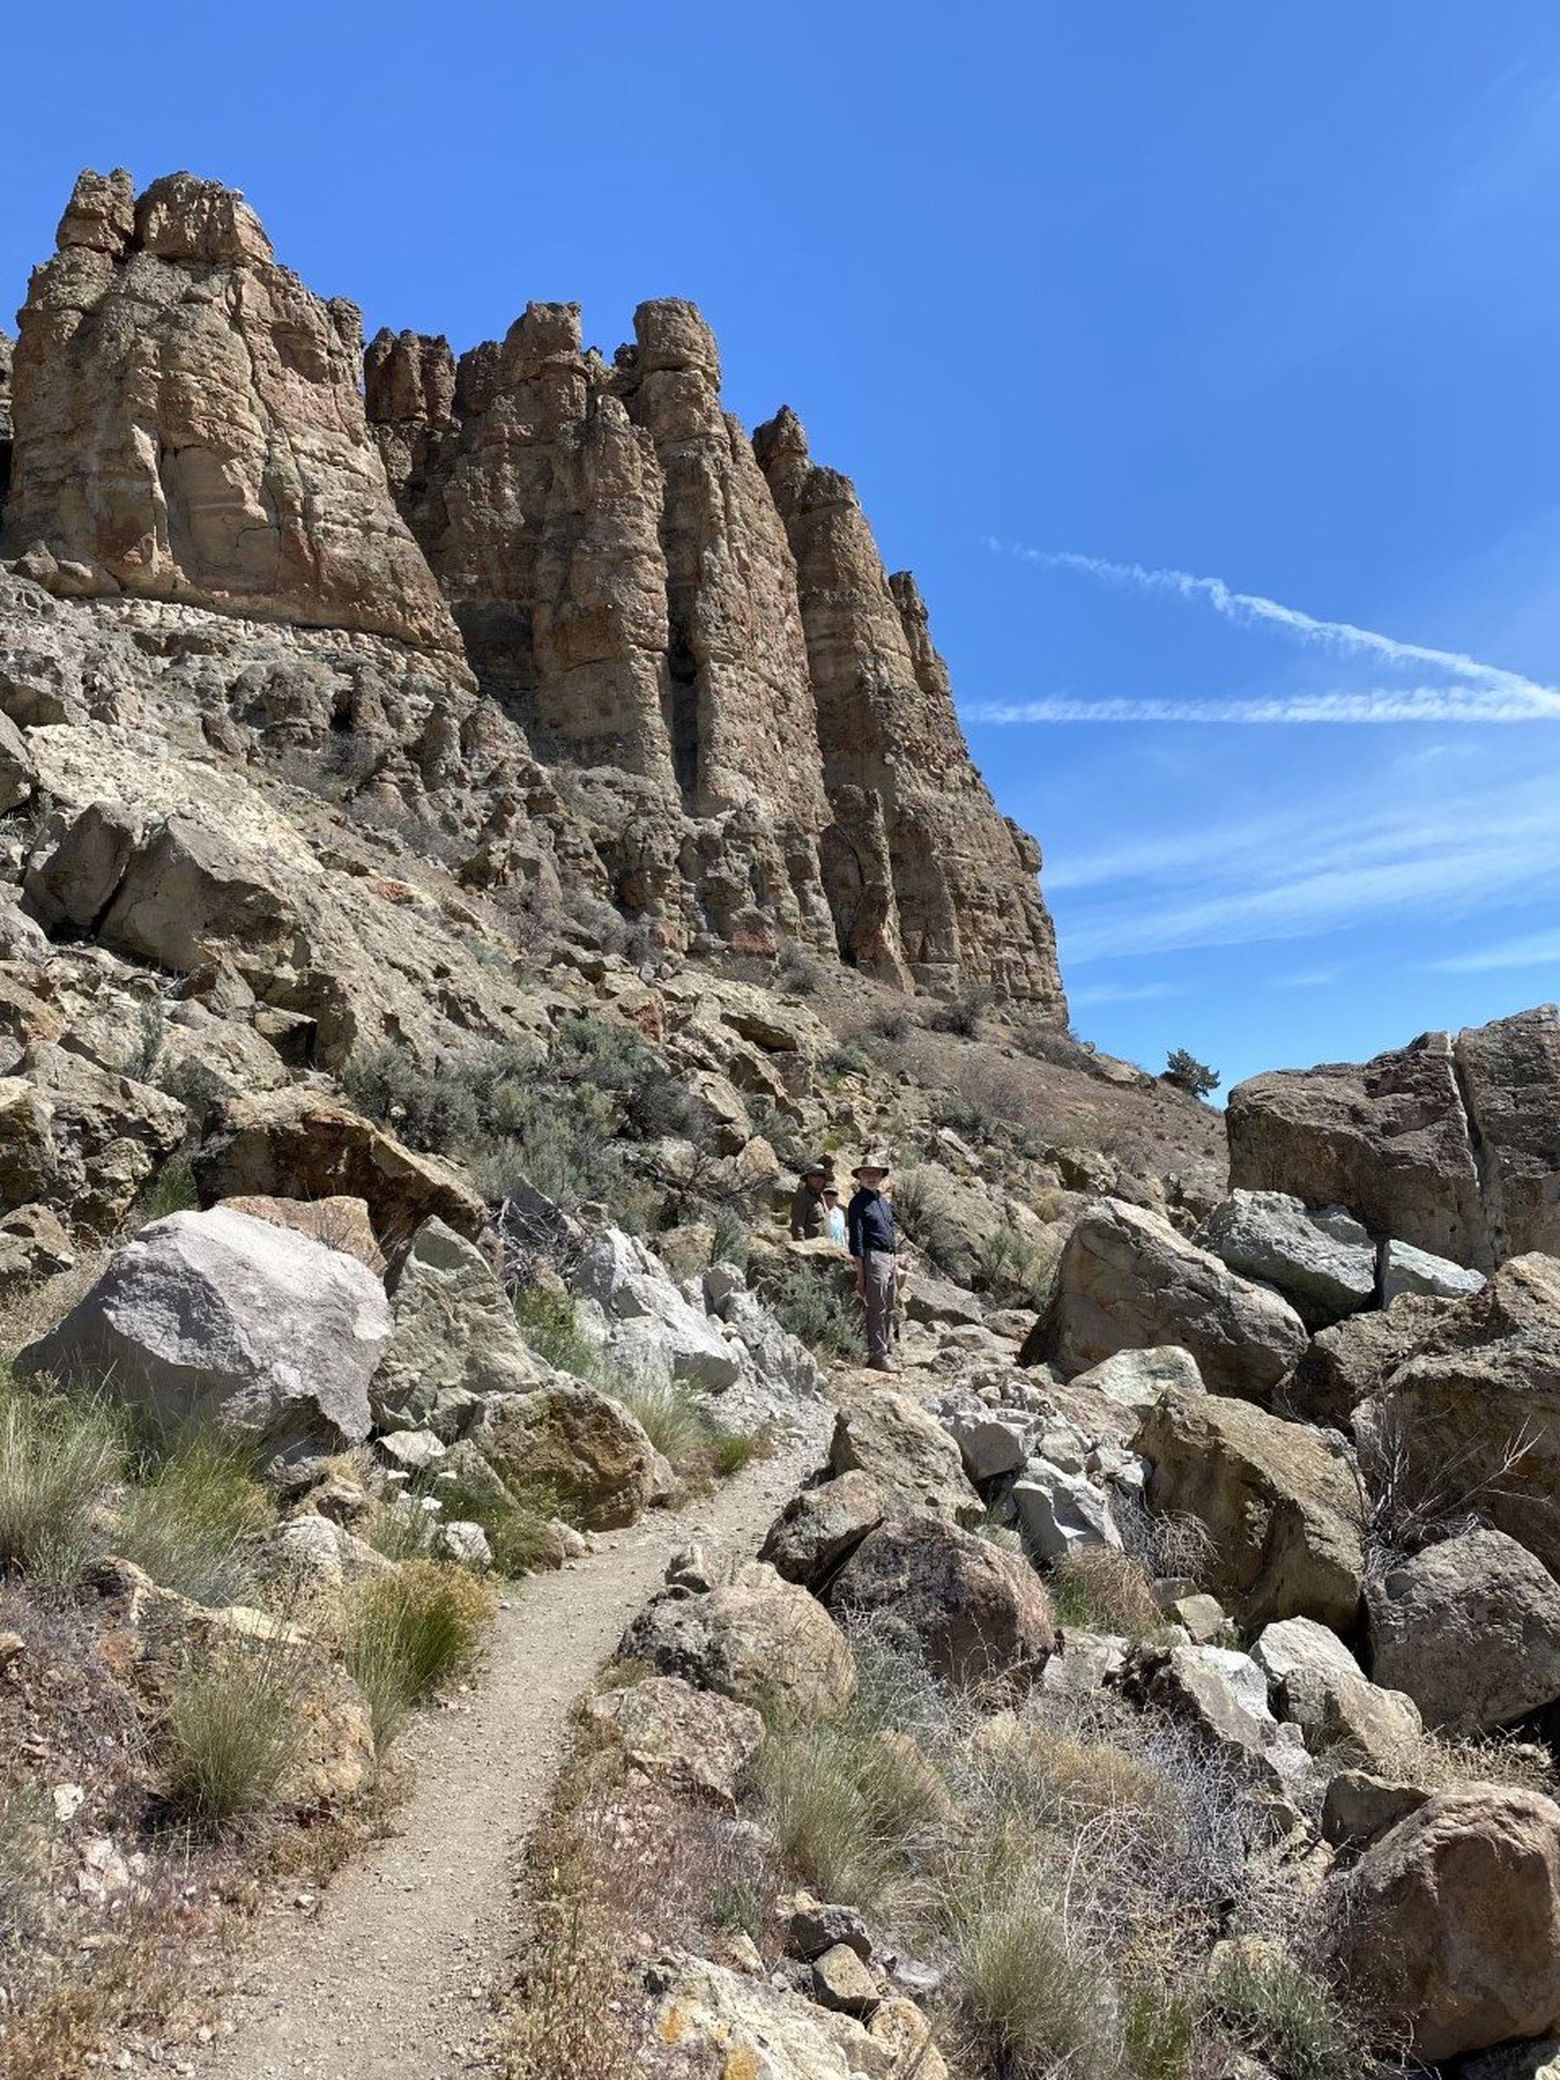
191,1423 -> 827,2080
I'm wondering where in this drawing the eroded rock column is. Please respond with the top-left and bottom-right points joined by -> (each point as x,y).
4,170 -> 462,658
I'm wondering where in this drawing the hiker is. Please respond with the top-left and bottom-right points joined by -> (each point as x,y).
822,1184 -> 847,1246
846,1153 -> 899,1371
790,1159 -> 833,1241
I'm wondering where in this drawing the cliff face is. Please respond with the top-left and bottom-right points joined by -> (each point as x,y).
2,168 -> 1066,1011
3,170 -> 462,658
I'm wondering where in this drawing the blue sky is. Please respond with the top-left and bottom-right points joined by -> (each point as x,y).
5,3 -> 1560,1088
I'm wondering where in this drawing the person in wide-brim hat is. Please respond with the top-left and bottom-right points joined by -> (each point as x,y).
846,1154 -> 900,1371
790,1157 -> 835,1241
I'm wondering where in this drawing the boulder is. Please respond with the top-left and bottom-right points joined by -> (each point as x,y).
1228,1007 -> 1560,1272
1336,1786 -> 1560,2061
1459,2040 -> 1560,2080
1320,1770 -> 1430,1849
1283,1291 -> 1449,1428
1010,1460 -> 1120,1562
217,1194 -> 385,1272
97,814 -> 296,975
829,1387 -> 980,1525
828,1514 -> 1054,1689
0,1044 -> 185,1236
1039,1198 -> 1308,1401
943,1410 -> 1035,1481
23,799 -> 142,933
373,1216 -> 552,1437
1066,1344 -> 1204,1411
1279,1661 -> 1421,1770
1198,1190 -> 1377,1330
713,1283 -> 824,1402
193,1088 -> 485,1245
19,1207 -> 390,1455
1251,1615 -> 1363,1694
812,1943 -> 881,2017
1381,1238 -> 1484,1305
651,1954 -> 940,2080
0,1201 -> 73,1295
579,1674 -> 764,1807
476,1385 -> 675,1530
1148,1643 -> 1310,1791
1361,1256 -> 1560,1577
0,709 -> 37,814
1368,1528 -> 1560,1733
620,1558 -> 856,1723
575,1227 -> 739,1390
759,1471 -> 886,1590
1135,1387 -> 1365,1632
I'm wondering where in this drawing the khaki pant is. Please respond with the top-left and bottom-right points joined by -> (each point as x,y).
859,1249 -> 898,1365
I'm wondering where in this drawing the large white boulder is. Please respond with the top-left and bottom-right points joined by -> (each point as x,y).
575,1227 -> 740,1391
19,1207 -> 391,1454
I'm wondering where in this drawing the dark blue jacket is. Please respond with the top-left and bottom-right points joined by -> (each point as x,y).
847,1188 -> 897,1258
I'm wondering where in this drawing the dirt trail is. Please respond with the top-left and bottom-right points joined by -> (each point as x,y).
192,1425 -> 826,2080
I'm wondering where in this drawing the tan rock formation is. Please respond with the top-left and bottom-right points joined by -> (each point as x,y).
4,170 -> 463,658
3,169 -> 1067,1007
1227,1007 -> 1560,1270
755,406 -> 1064,1005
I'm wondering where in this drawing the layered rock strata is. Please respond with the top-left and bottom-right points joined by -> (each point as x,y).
2,169 -> 1066,1007
3,170 -> 463,660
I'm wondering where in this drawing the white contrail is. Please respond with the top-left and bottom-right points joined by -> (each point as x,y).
966,690 -> 1560,724
982,540 -> 1560,719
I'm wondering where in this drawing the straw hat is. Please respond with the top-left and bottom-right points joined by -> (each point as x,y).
851,1152 -> 892,1182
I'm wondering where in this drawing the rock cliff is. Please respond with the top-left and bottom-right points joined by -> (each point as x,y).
0,167 -> 1063,1005
3,171 -> 463,660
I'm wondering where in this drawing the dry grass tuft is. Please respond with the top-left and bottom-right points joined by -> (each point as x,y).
344,1560 -> 494,1750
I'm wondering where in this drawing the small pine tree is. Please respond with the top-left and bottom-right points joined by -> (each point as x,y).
1163,1047 -> 1220,1099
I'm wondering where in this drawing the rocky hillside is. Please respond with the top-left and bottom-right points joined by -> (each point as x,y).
0,167 -> 1062,1008
1,156 -> 1559,2080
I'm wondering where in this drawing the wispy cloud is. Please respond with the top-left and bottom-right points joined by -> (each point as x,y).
1056,765 -> 1560,963
978,543 -> 1560,723
1269,970 -> 1340,990
1065,979 -> 1181,1008
1430,929 -> 1560,975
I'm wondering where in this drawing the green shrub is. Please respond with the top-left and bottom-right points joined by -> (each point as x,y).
1047,1547 -> 1164,1638
823,1040 -> 872,1079
755,1723 -> 916,1909
161,1638 -> 304,1834
930,987 -> 993,1038
344,1561 -> 494,1749
514,1285 -> 601,1381
867,1004 -> 913,1043
132,1150 -> 199,1225
945,1859 -> 1122,2080
766,1263 -> 865,1362
1210,1946 -> 1384,2080
0,1378 -> 121,1584
709,1205 -> 751,1270
972,1224 -> 1038,1298
890,1167 -> 964,1277
116,1425 -> 271,1605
